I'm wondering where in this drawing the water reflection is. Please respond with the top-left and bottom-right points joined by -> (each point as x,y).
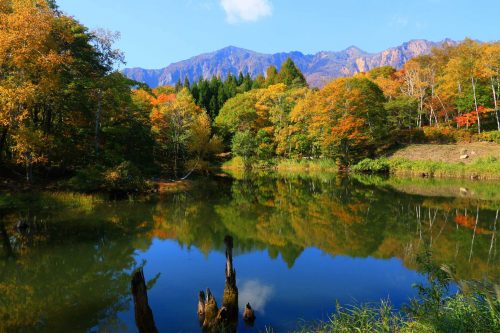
0,174 -> 498,332
0,203 -> 156,332
238,280 -> 274,314
146,174 -> 498,279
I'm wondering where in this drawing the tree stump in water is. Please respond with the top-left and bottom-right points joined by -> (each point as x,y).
202,288 -> 219,331
223,235 -> 238,326
131,269 -> 158,333
198,290 -> 206,325
243,303 -> 256,326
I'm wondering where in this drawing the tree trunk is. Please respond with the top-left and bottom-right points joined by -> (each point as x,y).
418,95 -> 424,128
492,78 -> 500,131
174,142 -> 178,179
131,269 -> 158,333
95,89 -> 102,156
44,106 -> 52,134
25,151 -> 33,183
471,77 -> 481,134
221,235 -> 238,332
0,126 -> 8,161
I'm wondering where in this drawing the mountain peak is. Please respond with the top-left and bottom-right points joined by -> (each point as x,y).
344,45 -> 364,52
342,45 -> 368,56
123,39 -> 454,88
215,45 -> 257,55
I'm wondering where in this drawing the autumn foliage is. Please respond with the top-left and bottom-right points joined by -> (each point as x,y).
0,1 -> 499,180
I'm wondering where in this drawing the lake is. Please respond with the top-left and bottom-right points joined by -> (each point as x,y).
0,173 -> 498,332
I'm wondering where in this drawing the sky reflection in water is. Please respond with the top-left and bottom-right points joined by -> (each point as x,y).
0,174 -> 498,332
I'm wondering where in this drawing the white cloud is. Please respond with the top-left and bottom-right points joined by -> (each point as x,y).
389,15 -> 409,27
220,0 -> 272,24
238,279 -> 274,313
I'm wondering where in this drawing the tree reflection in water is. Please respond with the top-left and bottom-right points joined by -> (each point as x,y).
0,174 -> 498,332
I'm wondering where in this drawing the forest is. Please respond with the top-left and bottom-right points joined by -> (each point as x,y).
1,0 -> 500,191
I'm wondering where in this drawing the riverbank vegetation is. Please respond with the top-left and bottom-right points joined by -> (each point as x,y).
284,254 -> 499,333
1,1 -> 499,191
352,156 -> 500,179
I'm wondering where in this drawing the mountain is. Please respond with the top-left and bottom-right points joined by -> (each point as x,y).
123,39 -> 456,88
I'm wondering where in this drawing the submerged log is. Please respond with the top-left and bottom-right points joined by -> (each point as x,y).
131,269 -> 158,333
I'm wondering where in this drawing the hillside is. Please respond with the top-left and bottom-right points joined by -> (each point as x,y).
123,39 -> 456,88
389,143 -> 500,164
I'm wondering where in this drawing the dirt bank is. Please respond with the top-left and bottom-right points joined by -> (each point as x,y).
389,142 -> 500,164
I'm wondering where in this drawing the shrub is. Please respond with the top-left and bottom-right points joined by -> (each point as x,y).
478,131 -> 500,144
351,158 -> 390,173
231,130 -> 257,169
102,161 -> 146,192
68,162 -> 148,192
390,127 -> 500,145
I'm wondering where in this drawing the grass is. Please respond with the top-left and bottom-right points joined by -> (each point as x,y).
221,156 -> 246,170
275,158 -> 338,172
267,253 -> 500,333
284,301 -> 408,333
280,289 -> 499,333
352,174 -> 500,205
221,157 -> 338,173
352,156 -> 500,180
0,191 -> 103,212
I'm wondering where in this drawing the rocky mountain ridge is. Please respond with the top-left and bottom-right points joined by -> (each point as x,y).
123,39 -> 456,88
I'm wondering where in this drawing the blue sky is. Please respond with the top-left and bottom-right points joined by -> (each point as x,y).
57,0 -> 500,69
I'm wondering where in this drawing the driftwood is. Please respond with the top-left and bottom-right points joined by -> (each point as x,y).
131,269 -> 158,333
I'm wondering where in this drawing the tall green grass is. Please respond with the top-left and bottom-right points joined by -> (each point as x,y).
222,157 -> 339,173
352,157 -> 500,180
276,158 -> 338,172
267,252 -> 499,333
390,157 -> 500,179
0,191 -> 103,212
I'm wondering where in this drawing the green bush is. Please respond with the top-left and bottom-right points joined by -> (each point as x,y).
351,158 -> 390,173
390,128 -> 500,145
68,161 -> 149,192
479,131 -> 500,144
231,130 -> 257,169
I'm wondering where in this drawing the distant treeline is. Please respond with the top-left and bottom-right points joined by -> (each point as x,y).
174,58 -> 307,120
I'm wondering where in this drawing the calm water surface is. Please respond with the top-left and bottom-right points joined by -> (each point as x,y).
0,174 -> 498,332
